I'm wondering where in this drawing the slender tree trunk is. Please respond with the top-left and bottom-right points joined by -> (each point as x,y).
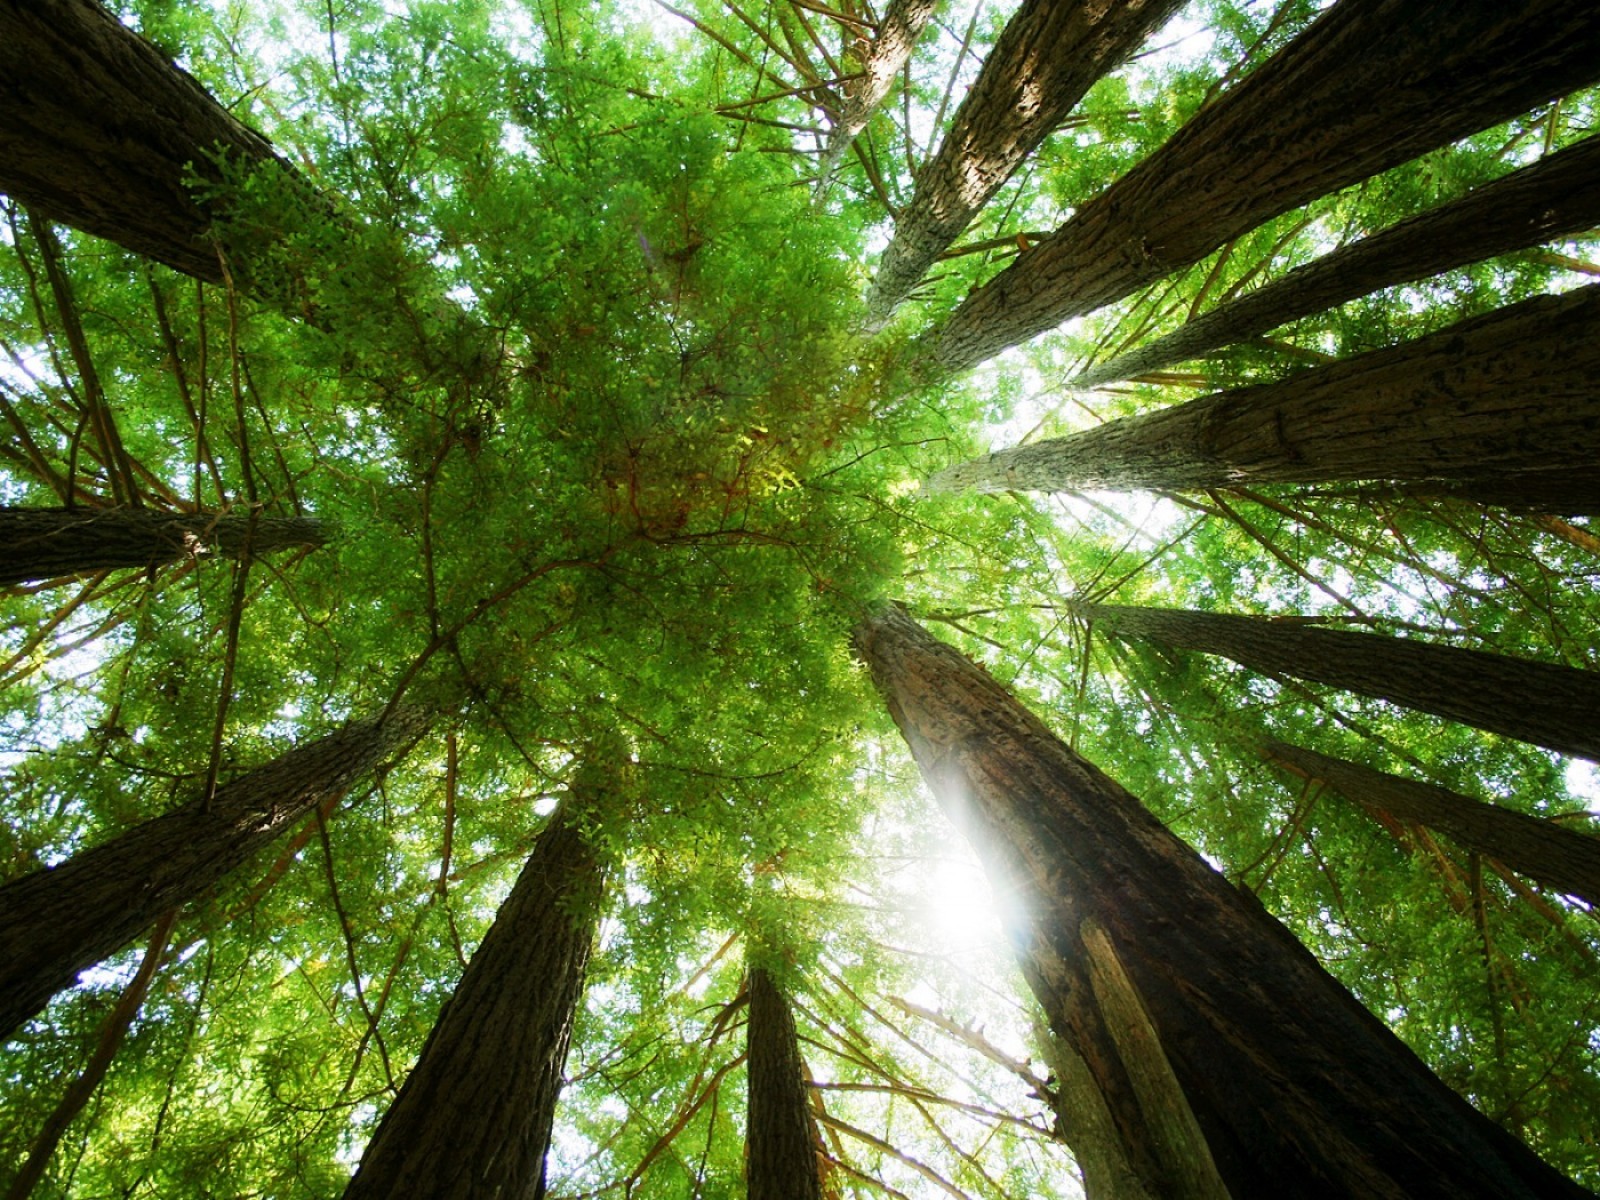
854,604 -> 1593,1199
0,506 -> 329,585
0,708 -> 428,1041
1264,741 -> 1600,909
1394,471 -> 1600,519
866,0 -> 1184,323
1083,603 -> 1600,762
928,284 -> 1600,496
1072,136 -> 1600,390
746,966 -> 824,1200
921,0 -> 1600,374
0,0 -> 309,286
815,0 -> 938,191
342,801 -> 607,1200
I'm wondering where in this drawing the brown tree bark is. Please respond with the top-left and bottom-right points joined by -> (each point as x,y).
0,708 -> 428,1041
1083,603 -> 1600,762
1264,741 -> 1600,909
342,801 -> 607,1200
927,284 -> 1600,497
1393,471 -> 1600,519
1,506 -> 330,586
815,0 -> 938,191
0,0 -> 312,287
854,604 -> 1593,1199
921,0 -> 1600,374
865,0 -> 1184,323
1071,135 -> 1600,390
746,966 -> 824,1200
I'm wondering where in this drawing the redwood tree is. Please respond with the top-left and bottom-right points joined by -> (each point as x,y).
1264,740 -> 1600,909
746,966 -> 824,1200
854,603 -> 1591,1198
1081,603 -> 1600,762
341,798 -> 608,1200
928,284 -> 1600,498
0,506 -> 329,586
0,707 -> 428,1041
921,0 -> 1600,374
815,0 -> 938,191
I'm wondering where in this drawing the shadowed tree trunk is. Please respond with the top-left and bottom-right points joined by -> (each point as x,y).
0,708 -> 429,1042
342,793 -> 609,1200
1392,471 -> 1600,519
1071,135 -> 1600,390
0,0 -> 314,288
1,506 -> 330,586
866,0 -> 1185,323
1082,603 -> 1600,762
815,0 -> 938,191
1264,741 -> 1600,909
853,604 -> 1593,1199
928,284 -> 1600,497
921,0 -> 1600,374
746,966 -> 824,1200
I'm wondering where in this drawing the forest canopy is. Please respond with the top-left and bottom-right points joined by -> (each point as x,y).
1,0 -> 1598,1196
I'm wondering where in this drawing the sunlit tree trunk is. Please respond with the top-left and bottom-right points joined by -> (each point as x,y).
1082,603 -> 1600,762
854,604 -> 1592,1198
1264,741 -> 1600,909
815,0 -> 938,191
922,0 -> 1600,374
0,506 -> 329,586
746,966 -> 824,1200
0,0 -> 306,286
1071,136 -> 1600,390
928,284 -> 1600,497
342,798 -> 608,1200
866,0 -> 1184,323
0,708 -> 429,1041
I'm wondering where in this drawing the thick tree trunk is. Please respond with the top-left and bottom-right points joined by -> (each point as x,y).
746,966 -> 824,1200
928,284 -> 1600,496
0,0 -> 307,286
0,708 -> 428,1041
0,506 -> 329,585
815,0 -> 938,191
1072,136 -> 1600,390
1264,741 -> 1600,909
1084,603 -> 1600,762
342,803 -> 606,1200
865,0 -> 1184,323
854,604 -> 1593,1199
922,0 -> 1600,374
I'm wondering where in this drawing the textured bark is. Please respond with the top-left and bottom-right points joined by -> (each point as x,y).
342,805 -> 606,1200
866,0 -> 1184,322
0,708 -> 428,1041
1265,741 -> 1600,909
928,284 -> 1600,496
816,0 -> 938,189
922,0 -> 1600,374
1,506 -> 329,585
0,0 -> 309,285
854,604 -> 1593,1199
746,967 -> 824,1200
1072,135 -> 1600,390
1086,603 -> 1600,762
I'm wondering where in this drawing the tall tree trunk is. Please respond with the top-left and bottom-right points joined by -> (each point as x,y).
0,0 -> 310,287
342,800 -> 608,1200
1,506 -> 329,586
1264,740 -> 1600,909
853,604 -> 1593,1199
746,966 -> 824,1200
0,708 -> 428,1041
1071,135 -> 1600,390
928,284 -> 1600,496
865,0 -> 1184,323
815,0 -> 938,192
921,0 -> 1600,374
1394,470 -> 1600,519
1083,603 -> 1600,762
